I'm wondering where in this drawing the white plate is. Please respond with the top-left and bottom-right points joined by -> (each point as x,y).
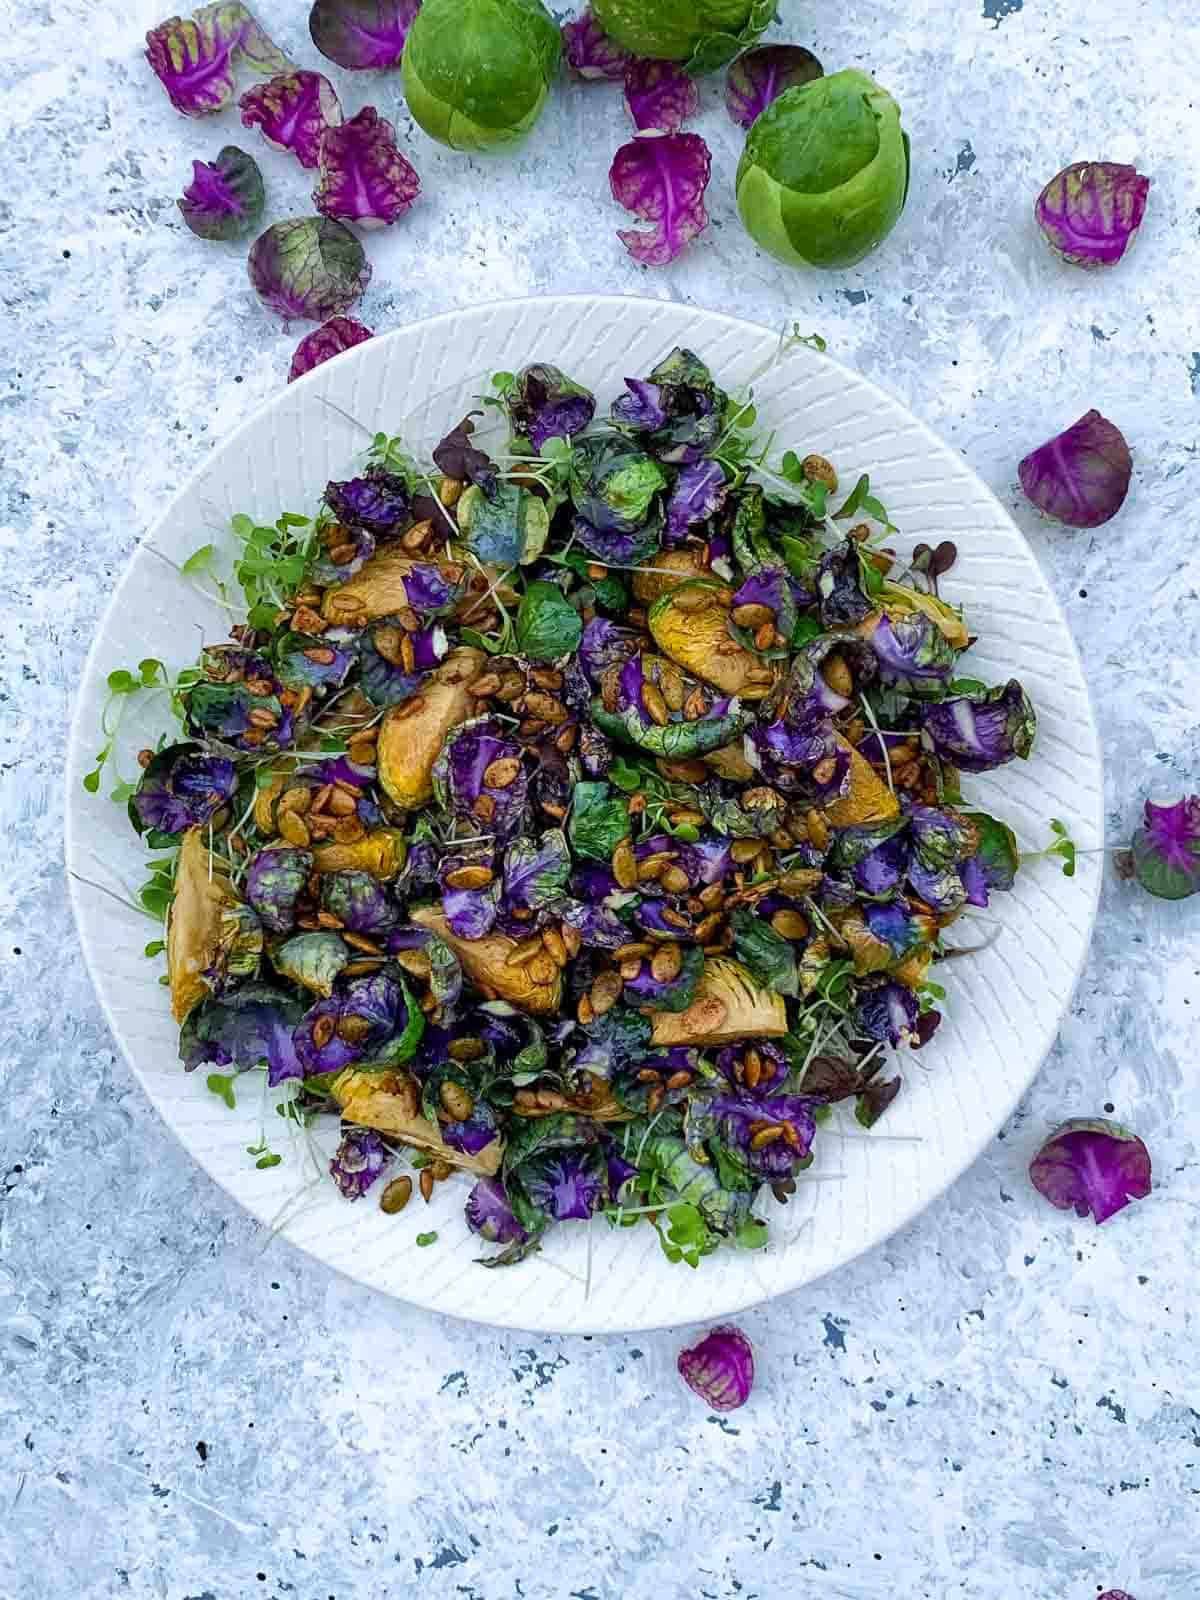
64,294 -> 1102,1333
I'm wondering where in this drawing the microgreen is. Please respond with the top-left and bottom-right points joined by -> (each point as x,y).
206,1073 -> 238,1109
652,1202 -> 719,1268
1042,818 -> 1078,877
415,1230 -> 439,1247
834,472 -> 896,530
137,852 -> 179,921
246,1137 -> 283,1170
144,940 -> 166,958
229,511 -> 316,630
83,658 -> 168,798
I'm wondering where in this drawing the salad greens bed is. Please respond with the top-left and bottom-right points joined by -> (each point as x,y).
99,344 -> 1043,1269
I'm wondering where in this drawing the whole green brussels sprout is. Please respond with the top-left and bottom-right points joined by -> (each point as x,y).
735,69 -> 911,269
591,0 -> 774,72
402,0 -> 562,152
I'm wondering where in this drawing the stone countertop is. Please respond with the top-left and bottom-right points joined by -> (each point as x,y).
2,1 -> 1199,1596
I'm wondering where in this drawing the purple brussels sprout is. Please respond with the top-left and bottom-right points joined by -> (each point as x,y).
610,348 -> 725,464
425,1071 -> 501,1158
849,833 -> 910,897
440,850 -> 501,940
908,805 -> 978,869
330,1127 -> 389,1199
571,1005 -> 652,1080
678,1325 -> 754,1411
746,715 -> 848,799
247,216 -> 370,322
864,900 -> 936,960
323,466 -> 411,535
1035,161 -> 1150,269
246,846 -> 313,934
465,1176 -> 529,1244
665,459 -> 728,542
561,6 -> 631,80
520,1143 -> 609,1221
570,434 -> 667,537
288,316 -> 374,382
1130,794 -> 1200,900
131,743 -> 237,836
294,968 -> 423,1075
556,898 -> 634,950
623,58 -> 698,134
866,611 -> 957,690
725,44 -> 823,130
578,616 -> 640,686
570,861 -> 618,901
728,566 -> 796,655
920,680 -> 1037,773
906,855 -> 967,917
959,855 -> 989,908
779,635 -> 860,720
179,982 -> 305,1086
432,414 -> 498,499
1029,1119 -> 1152,1225
360,619 -> 448,706
674,834 -> 733,887
309,0 -> 420,70
716,1040 -> 789,1096
239,69 -> 342,169
853,981 -> 919,1048
507,363 -> 596,452
313,105 -> 421,228
816,540 -> 872,627
309,524 -> 376,586
321,870 -> 397,934
1018,410 -> 1132,530
636,898 -> 694,941
274,630 -> 357,692
178,145 -> 265,240
403,563 -> 461,616
603,1137 -> 638,1201
622,945 -> 704,1011
705,1092 -> 817,1178
610,132 -> 712,268
433,718 -> 529,841
186,654 -> 294,753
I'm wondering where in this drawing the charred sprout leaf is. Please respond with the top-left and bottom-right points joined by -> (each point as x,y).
515,581 -> 582,661
1029,1119 -> 1152,1224
568,781 -> 631,861
1129,796 -> 1200,900
145,2 -> 293,118
1036,161 -> 1151,270
271,931 -> 353,996
730,907 -> 798,998
309,0 -> 421,69
178,145 -> 265,239
247,216 -> 371,322
1018,411 -> 1132,530
610,132 -> 713,267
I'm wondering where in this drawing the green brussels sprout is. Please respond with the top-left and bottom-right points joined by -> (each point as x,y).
402,0 -> 562,152
591,0 -> 773,72
735,69 -> 911,270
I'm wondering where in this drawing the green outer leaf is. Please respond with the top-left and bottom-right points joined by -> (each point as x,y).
178,146 -> 265,242
591,698 -> 754,759
270,932 -> 352,997
962,811 -> 1021,892
730,907 -> 799,997
459,482 -> 550,567
568,781 -> 631,862
1131,824 -> 1200,900
515,581 -> 583,661
640,1135 -> 748,1236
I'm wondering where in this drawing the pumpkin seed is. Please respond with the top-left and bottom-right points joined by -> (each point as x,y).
482,757 -> 521,789
771,910 -> 810,940
445,864 -> 494,891
660,865 -> 690,895
590,972 -> 623,1016
650,945 -> 682,983
440,1081 -> 475,1121
611,838 -> 637,890
380,1176 -> 413,1214
731,602 -> 774,629
641,682 -> 670,727
278,811 -> 311,848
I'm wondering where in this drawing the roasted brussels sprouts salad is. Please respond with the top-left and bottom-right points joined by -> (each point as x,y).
98,345 -> 1039,1273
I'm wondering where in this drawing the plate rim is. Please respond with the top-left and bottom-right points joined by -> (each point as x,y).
64,291 -> 1103,1333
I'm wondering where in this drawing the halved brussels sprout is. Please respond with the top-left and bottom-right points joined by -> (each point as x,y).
167,827 -> 239,1024
270,931 -> 353,996
411,906 -> 563,1014
649,956 -> 786,1046
631,547 -> 713,606
823,739 -> 901,828
704,741 -> 757,783
331,1067 -> 503,1175
457,482 -> 550,567
322,547 -> 420,626
312,828 -> 407,880
376,647 -> 485,810
649,582 -> 774,700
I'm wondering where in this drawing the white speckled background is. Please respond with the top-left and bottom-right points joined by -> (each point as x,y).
3,1 -> 1199,1596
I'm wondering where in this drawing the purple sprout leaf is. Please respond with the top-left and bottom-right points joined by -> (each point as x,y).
146,2 -> 293,117
666,459 -> 728,541
920,680 -> 1037,774
465,1176 -> 530,1244
248,216 -> 371,322
1018,410 -> 1132,530
178,145 -> 265,240
324,465 -> 410,534
562,7 -> 632,80
130,743 -> 237,836
623,58 -> 699,134
330,1127 -> 390,1199
239,70 -> 342,169
288,316 -> 373,382
314,106 -> 421,228
1036,161 -> 1150,269
1130,795 -> 1200,900
610,131 -> 712,267
724,44 -> 823,130
677,1325 -> 754,1411
1029,1118 -> 1152,1225
506,364 -> 596,453
309,0 -> 421,70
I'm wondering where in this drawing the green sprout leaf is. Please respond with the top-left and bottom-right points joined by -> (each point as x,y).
207,1073 -> 237,1110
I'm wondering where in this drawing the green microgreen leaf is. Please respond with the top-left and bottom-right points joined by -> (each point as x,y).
415,1231 -> 438,1247
207,1073 -> 237,1110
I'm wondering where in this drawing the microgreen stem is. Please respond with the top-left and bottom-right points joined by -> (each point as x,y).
857,692 -> 895,794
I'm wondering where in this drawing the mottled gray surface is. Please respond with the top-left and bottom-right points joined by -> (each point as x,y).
3,1 -> 1199,1596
